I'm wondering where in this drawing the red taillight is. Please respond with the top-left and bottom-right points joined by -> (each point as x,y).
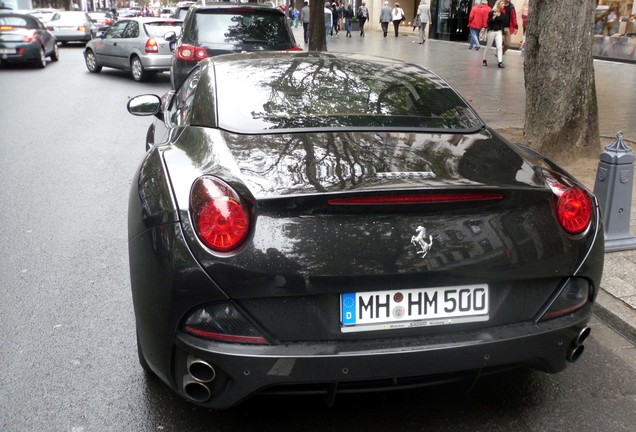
105,19 -> 112,25
22,30 -> 37,42
556,188 -> 592,234
544,170 -> 592,234
191,177 -> 250,252
287,46 -> 303,51
328,193 -> 503,205
145,38 -> 158,53
77,26 -> 87,32
177,44 -> 208,61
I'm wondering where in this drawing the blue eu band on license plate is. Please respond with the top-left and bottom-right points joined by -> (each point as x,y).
340,284 -> 489,333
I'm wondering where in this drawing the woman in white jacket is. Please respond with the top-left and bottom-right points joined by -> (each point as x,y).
391,2 -> 405,37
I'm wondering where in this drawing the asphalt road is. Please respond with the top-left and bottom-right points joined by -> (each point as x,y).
1,45 -> 635,432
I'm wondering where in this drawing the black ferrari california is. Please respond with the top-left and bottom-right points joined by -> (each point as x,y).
127,52 -> 604,409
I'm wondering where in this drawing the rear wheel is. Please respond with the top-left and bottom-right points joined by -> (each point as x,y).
34,47 -> 46,68
50,44 -> 59,62
84,49 -> 101,73
131,56 -> 146,82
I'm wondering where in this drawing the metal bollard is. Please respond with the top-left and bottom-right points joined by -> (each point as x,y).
593,131 -> 636,252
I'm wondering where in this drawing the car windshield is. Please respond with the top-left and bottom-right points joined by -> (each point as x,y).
0,15 -> 37,28
189,10 -> 290,45
214,56 -> 483,133
144,21 -> 182,37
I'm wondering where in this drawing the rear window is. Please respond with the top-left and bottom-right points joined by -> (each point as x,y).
0,15 -> 37,28
214,56 -> 483,133
144,21 -> 182,38
189,10 -> 290,45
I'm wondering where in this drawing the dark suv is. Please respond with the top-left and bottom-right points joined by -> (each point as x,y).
168,3 -> 301,89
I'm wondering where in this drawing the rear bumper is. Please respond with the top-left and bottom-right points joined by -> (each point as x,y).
0,44 -> 40,62
54,33 -> 92,42
168,306 -> 592,409
140,54 -> 173,71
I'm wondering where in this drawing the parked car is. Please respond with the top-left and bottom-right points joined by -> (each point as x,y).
167,3 -> 300,89
88,11 -> 114,33
0,11 -> 59,68
84,17 -> 182,81
46,11 -> 95,44
126,52 -> 604,409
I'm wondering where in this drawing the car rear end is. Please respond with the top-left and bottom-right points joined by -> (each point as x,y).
47,12 -> 93,43
130,54 -> 604,408
137,18 -> 182,72
0,14 -> 45,64
170,5 -> 300,88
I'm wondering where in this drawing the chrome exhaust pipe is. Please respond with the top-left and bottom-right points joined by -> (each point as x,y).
566,326 -> 591,363
187,356 -> 216,383
566,344 -> 585,363
183,375 -> 212,402
575,327 -> 591,347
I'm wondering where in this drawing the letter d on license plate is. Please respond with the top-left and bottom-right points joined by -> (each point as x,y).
340,284 -> 489,333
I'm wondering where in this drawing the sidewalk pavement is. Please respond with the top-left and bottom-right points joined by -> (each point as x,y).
293,26 -> 636,343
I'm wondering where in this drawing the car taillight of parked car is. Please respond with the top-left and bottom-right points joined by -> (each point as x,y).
543,169 -> 592,235
105,19 -> 112,25
176,44 -> 208,62
190,176 -> 251,253
145,38 -> 158,53
77,26 -> 88,32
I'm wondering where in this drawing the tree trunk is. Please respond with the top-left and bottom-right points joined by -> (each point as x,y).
309,2 -> 326,51
523,0 -> 600,162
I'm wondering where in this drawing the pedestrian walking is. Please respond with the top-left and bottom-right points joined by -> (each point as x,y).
482,1 -> 505,68
380,1 -> 391,37
356,1 -> 369,37
331,2 -> 339,37
287,4 -> 294,27
344,3 -> 354,37
301,1 -> 310,43
324,2 -> 333,47
415,0 -> 431,45
293,7 -> 299,28
391,2 -> 405,37
379,1 -> 392,38
501,0 -> 518,55
468,0 -> 490,50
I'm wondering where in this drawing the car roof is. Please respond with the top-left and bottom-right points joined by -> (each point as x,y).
195,52 -> 484,134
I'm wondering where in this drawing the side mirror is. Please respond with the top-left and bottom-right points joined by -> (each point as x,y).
127,94 -> 163,121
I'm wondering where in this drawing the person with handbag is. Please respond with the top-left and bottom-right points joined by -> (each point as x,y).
415,0 -> 431,45
356,1 -> 369,37
391,2 -> 405,37
468,0 -> 491,51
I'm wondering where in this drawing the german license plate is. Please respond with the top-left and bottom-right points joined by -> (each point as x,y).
340,284 -> 489,333
0,48 -> 16,54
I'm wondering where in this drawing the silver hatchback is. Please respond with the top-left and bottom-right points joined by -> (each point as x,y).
46,11 -> 95,44
83,17 -> 182,82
